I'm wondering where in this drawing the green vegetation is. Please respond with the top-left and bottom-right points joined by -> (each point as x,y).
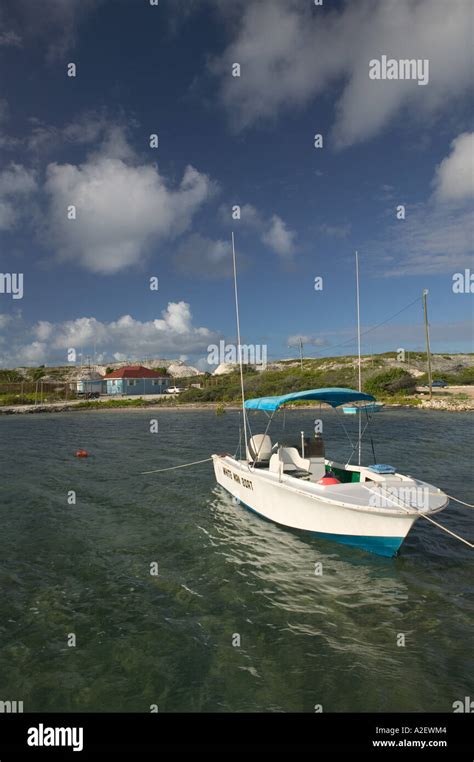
364,368 -> 417,396
0,370 -> 24,383
177,364 -> 361,404
0,393 -> 38,406
30,366 -> 47,381
1,353 -> 473,411
417,367 -> 474,385
377,394 -> 422,407
75,397 -> 158,409
178,365 -> 421,404
0,391 -> 73,406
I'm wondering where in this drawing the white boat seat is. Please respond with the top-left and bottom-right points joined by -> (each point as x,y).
308,457 -> 326,481
247,434 -> 273,464
269,452 -> 311,479
279,446 -> 312,475
269,453 -> 280,473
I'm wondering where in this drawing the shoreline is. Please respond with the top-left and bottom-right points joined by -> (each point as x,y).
1,399 -> 473,415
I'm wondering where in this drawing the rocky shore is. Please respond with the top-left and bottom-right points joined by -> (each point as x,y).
418,398 -> 474,412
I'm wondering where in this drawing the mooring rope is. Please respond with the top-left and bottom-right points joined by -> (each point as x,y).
444,493 -> 474,509
140,455 -> 473,548
365,485 -> 474,549
414,512 -> 474,548
141,457 -> 212,475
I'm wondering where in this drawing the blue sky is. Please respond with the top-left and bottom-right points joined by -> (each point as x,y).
0,0 -> 472,368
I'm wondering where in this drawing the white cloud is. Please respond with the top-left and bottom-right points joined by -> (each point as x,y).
262,214 -> 296,259
44,130 -> 216,273
45,302 -> 217,355
0,314 -> 14,329
376,204 -> 474,276
235,203 -> 262,230
433,132 -> 474,202
15,341 -> 48,365
34,321 -> 54,341
1,302 -> 221,366
211,0 -> 473,147
27,111 -> 112,155
0,163 -> 37,195
288,335 -> 326,347
219,202 -> 297,258
369,133 -> 474,276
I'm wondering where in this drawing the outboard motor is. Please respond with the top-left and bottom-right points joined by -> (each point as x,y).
304,433 -> 325,458
302,433 -> 327,481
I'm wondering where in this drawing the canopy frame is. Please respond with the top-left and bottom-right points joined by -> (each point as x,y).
244,387 -> 379,468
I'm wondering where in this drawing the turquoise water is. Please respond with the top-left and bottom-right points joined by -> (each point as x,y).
0,408 -> 473,712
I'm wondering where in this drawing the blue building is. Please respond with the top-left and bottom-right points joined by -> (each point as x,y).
104,365 -> 171,396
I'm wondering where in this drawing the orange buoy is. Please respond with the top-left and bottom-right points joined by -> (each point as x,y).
75,449 -> 89,458
318,475 -> 341,485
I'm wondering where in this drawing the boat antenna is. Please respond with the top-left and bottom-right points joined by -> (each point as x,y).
422,289 -> 433,400
355,250 -> 362,465
232,231 -> 249,460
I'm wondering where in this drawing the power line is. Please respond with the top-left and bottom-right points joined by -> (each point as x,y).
269,295 -> 422,360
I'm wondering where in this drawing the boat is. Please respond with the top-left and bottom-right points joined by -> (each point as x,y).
212,387 -> 448,557
143,236 -> 469,558
342,401 -> 385,414
210,236 -> 451,558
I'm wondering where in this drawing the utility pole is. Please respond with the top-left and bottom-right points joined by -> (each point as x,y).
422,289 -> 433,400
288,338 -> 304,370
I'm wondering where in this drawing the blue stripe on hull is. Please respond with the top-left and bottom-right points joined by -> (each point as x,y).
221,488 -> 404,558
311,530 -> 403,557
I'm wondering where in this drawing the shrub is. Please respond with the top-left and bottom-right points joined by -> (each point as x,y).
365,368 -> 417,396
417,367 -> 474,386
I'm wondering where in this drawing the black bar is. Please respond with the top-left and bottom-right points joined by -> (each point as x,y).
0,713 -> 471,756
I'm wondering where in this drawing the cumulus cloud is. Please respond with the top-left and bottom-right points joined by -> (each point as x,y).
15,341 -> 48,365
41,302 -> 217,353
0,163 -> 37,195
1,302 -> 221,367
44,129 -> 216,273
433,133 -> 474,202
211,0 -> 473,147
262,214 -> 296,259
219,202 -> 297,259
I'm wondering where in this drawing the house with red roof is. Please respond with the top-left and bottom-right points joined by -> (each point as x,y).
103,365 -> 171,396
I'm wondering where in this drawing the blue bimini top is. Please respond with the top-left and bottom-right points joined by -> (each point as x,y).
244,387 -> 376,412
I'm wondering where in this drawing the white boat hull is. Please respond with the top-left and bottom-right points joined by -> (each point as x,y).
212,454 -> 447,557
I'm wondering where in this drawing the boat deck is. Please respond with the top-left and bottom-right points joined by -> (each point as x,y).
215,454 -> 448,517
